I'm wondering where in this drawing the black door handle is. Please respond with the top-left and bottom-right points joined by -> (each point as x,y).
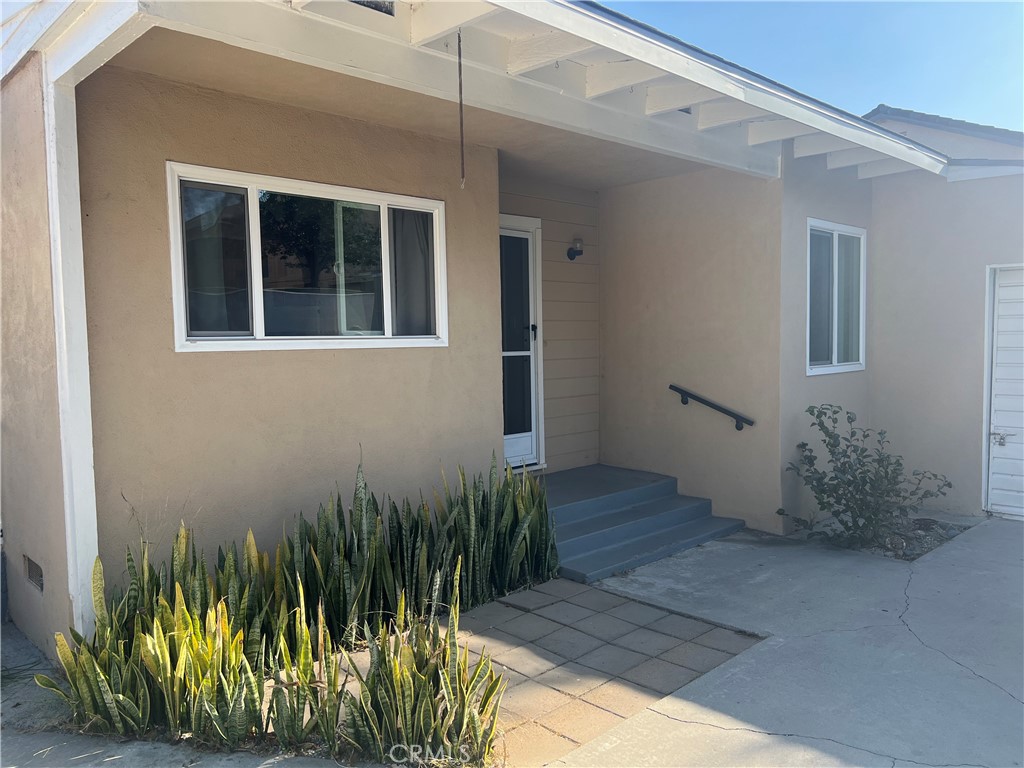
531,324 -> 538,340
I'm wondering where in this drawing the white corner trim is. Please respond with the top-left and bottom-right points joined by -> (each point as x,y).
42,72 -> 99,636
1,1 -> 78,81
981,265 -> 996,513
33,0 -> 150,636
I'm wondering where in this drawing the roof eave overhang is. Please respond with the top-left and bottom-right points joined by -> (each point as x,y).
495,0 -> 948,174
4,0 -> 951,179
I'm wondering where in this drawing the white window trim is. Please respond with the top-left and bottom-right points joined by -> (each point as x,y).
805,217 -> 867,377
167,162 -> 449,352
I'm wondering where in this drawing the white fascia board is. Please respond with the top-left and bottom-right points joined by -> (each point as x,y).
138,0 -> 780,177
1,0 -> 81,80
46,1 -> 151,84
488,0 -> 948,174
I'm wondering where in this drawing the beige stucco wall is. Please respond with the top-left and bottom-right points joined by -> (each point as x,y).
1,54 -> 74,653
499,176 -> 600,471
598,168 -> 785,532
869,171 -> 1024,515
76,67 -> 503,570
779,152 -> 873,520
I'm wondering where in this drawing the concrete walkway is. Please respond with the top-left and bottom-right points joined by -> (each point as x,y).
558,518 -> 1024,768
468,578 -> 759,765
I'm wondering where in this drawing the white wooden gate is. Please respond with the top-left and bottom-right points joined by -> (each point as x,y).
986,265 -> 1024,518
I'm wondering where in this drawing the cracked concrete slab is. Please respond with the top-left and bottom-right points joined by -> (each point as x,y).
553,707 -> 897,767
560,519 -> 1024,768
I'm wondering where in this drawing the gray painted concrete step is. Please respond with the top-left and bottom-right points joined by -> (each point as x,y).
559,515 -> 745,583
543,464 -> 744,584
557,494 -> 711,559
546,465 -> 678,524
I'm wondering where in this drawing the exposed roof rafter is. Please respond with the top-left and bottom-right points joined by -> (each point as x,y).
696,99 -> 770,131
409,1 -> 500,46
857,158 -> 918,179
585,59 -> 663,99
134,0 -> 781,177
506,29 -> 595,75
793,132 -> 858,158
826,146 -> 888,170
645,80 -> 719,116
487,0 -> 947,173
747,119 -> 815,146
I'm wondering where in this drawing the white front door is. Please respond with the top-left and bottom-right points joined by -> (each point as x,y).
500,215 -> 544,467
986,265 -> 1024,517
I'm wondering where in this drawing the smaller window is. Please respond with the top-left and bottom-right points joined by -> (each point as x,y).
806,219 -> 865,375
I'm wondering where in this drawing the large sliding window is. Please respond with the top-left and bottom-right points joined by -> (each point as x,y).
806,218 -> 866,375
169,163 -> 446,351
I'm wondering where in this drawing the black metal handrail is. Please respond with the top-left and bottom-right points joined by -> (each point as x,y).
668,385 -> 755,431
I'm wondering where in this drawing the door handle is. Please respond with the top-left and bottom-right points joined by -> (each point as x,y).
992,432 -> 1016,446
531,323 -> 538,340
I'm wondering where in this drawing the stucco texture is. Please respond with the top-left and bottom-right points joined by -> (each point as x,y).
76,67 -> 503,570
598,168 -> 785,532
869,171 -> 1024,515
1,54 -> 74,653
779,152 -> 873,520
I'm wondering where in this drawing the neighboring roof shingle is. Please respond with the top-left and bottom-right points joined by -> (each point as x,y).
864,104 -> 1023,147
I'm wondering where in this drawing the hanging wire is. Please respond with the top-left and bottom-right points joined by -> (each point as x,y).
457,28 -> 466,189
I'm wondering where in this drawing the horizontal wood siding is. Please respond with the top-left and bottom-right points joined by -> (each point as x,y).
501,176 -> 600,471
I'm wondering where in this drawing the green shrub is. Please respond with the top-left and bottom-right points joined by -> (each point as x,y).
342,562 -> 505,766
37,562 -> 267,747
67,459 -> 554,668
35,560 -> 153,736
780,404 -> 952,549
268,584 -> 348,753
285,460 -> 559,647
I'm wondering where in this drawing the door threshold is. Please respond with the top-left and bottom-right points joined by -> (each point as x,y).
510,462 -> 546,475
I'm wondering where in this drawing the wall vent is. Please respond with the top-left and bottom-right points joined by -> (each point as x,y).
24,556 -> 44,592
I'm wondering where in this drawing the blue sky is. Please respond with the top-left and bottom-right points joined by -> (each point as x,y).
602,2 -> 1024,130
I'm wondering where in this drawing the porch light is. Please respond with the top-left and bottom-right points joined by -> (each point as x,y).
566,237 -> 584,261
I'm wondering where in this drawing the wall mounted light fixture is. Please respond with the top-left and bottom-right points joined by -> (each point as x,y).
566,237 -> 584,261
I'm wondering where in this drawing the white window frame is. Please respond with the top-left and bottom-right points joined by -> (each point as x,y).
805,217 -> 867,376
167,162 -> 448,352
